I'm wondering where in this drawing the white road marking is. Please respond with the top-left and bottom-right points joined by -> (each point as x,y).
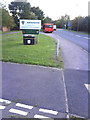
0,98 -> 11,104
0,105 -> 6,110
83,37 -> 90,39
39,108 -> 58,115
76,67 -> 80,70
34,114 -> 49,118
56,39 -> 60,56
84,84 -> 90,93
76,35 -> 81,37
82,48 -> 88,54
9,108 -> 28,116
16,103 -> 33,109
70,113 -> 85,119
62,71 -> 69,119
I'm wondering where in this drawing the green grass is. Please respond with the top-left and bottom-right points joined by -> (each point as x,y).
0,30 -> 2,34
2,30 -> 20,34
1,31 -> 63,68
69,116 -> 86,120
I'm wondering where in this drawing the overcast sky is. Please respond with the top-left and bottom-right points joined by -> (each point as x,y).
2,0 -> 89,20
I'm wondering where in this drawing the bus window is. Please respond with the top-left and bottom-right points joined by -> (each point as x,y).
45,25 -> 53,28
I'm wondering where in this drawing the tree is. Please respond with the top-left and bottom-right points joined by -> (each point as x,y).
71,16 -> 87,32
59,16 -> 65,28
20,4 -> 37,19
54,15 -> 70,28
9,1 -> 32,29
54,18 -> 61,28
43,16 -> 53,24
1,7 -> 15,29
31,7 -> 44,21
88,16 -> 90,33
81,16 -> 89,32
71,17 -> 78,31
64,15 -> 70,29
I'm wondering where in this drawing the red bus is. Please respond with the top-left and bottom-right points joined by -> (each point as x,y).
43,23 -> 54,33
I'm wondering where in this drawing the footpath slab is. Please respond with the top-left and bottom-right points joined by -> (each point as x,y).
64,69 -> 89,118
2,62 -> 66,118
1,62 -> 89,119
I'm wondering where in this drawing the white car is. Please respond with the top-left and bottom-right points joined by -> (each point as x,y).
53,25 -> 56,30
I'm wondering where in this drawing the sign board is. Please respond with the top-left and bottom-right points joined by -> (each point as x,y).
20,19 -> 41,30
22,29 -> 39,35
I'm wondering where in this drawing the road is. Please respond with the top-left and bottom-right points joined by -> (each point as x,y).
1,29 -> 90,119
54,29 -> 89,52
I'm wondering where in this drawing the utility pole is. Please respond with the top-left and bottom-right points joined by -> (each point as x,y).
77,18 -> 79,31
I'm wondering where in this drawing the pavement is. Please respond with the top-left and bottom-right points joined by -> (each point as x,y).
0,62 -> 89,119
1,62 -> 66,119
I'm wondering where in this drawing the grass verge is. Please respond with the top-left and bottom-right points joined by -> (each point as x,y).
1,31 -> 64,68
63,29 -> 89,35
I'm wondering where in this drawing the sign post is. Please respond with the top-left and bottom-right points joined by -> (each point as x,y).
20,19 -> 41,45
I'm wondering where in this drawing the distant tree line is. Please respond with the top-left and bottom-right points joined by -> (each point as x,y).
1,0 -> 90,33
54,15 -> 89,33
71,16 -> 89,32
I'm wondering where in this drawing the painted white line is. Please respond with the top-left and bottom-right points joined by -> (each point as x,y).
56,39 -> 60,56
76,35 -> 81,37
82,48 -> 88,54
0,105 -> 6,110
76,67 -> 80,70
0,98 -> 11,104
39,108 -> 58,115
69,113 -> 85,118
62,71 -> 69,119
83,37 -> 90,39
34,114 -> 49,118
84,84 -> 90,93
9,108 -> 28,116
16,103 -> 33,109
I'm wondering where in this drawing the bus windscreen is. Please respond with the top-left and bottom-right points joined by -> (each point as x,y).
45,25 -> 53,28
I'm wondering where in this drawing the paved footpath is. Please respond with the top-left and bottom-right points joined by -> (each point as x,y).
1,62 -> 67,119
0,62 -> 89,119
